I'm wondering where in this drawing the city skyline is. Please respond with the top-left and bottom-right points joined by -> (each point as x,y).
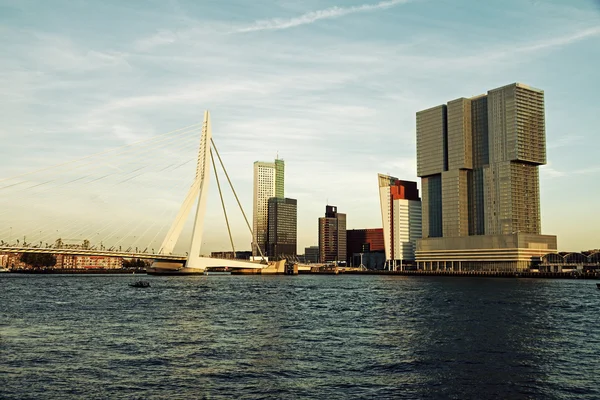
1,1 -> 599,252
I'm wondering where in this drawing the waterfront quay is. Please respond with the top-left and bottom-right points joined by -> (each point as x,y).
339,269 -> 600,279
9,268 -> 145,275
5,266 -> 599,279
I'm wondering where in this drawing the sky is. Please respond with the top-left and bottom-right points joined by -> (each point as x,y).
0,0 -> 599,253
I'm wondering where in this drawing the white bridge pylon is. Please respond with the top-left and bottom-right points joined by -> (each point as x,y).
153,111 -> 271,272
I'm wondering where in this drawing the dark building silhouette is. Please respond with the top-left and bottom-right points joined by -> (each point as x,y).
267,197 -> 297,259
346,228 -> 384,266
304,246 -> 319,263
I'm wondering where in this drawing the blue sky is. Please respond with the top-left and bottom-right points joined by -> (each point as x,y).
0,0 -> 599,253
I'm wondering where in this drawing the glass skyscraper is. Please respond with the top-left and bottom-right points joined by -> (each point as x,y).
253,159 -> 285,257
267,197 -> 297,259
416,83 -> 557,271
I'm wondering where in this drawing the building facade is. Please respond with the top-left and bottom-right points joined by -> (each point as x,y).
318,205 -> 347,263
346,228 -> 385,267
267,197 -> 297,259
415,82 -> 557,271
252,159 -> 285,256
378,175 -> 422,268
304,246 -> 319,263
60,255 -> 123,269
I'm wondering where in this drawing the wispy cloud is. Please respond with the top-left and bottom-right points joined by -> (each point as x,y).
233,0 -> 412,33
134,29 -> 178,52
542,164 -> 600,179
518,26 -> 600,52
547,134 -> 582,149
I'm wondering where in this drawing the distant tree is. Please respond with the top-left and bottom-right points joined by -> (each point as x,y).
21,253 -> 56,269
122,258 -> 148,270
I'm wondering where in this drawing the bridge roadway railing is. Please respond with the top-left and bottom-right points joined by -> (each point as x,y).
0,246 -> 187,261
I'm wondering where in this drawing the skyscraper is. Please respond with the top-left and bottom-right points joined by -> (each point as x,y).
318,205 -> 347,263
416,83 -> 557,271
267,197 -> 297,259
378,174 -> 422,269
253,159 -> 285,256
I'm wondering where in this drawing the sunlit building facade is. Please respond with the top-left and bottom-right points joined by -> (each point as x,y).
378,175 -> 422,269
252,159 -> 285,256
318,205 -> 346,263
416,83 -> 557,271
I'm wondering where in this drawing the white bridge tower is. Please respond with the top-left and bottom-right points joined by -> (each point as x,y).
150,111 -> 284,273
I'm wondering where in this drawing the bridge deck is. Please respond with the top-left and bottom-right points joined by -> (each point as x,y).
0,247 -> 186,261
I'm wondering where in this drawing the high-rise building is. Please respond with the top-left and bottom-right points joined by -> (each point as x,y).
252,159 -> 285,256
378,175 -> 422,269
304,246 -> 319,263
318,205 -> 346,263
416,83 -> 557,271
267,197 -> 297,259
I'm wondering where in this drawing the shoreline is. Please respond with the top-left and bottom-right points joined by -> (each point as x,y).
3,268 -> 599,279
6,268 -> 144,275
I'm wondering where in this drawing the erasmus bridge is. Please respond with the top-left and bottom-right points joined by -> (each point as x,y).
0,112 -> 283,273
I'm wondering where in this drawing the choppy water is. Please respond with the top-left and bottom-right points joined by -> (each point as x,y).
1,274 -> 599,399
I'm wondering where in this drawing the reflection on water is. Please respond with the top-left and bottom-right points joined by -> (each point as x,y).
1,275 -> 599,399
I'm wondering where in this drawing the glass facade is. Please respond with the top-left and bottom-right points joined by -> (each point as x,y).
253,158 -> 286,256
416,83 -> 555,270
274,158 -> 285,199
417,83 -> 546,239
416,105 -> 447,177
267,197 -> 297,259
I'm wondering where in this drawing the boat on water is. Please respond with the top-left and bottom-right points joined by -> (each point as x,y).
129,280 -> 151,288
596,283 -> 600,289
0,267 -> 10,273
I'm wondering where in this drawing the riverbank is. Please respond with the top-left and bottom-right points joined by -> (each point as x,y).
8,268 -> 144,274
4,268 -> 598,279
339,269 -> 599,279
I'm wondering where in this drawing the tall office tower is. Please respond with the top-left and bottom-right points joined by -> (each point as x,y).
378,174 -> 422,269
267,197 -> 297,259
318,205 -> 347,263
415,83 -> 557,271
252,158 -> 285,256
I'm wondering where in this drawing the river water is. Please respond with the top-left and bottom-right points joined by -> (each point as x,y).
1,274 -> 599,399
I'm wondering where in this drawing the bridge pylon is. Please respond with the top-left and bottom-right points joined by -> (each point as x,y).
149,111 -> 284,274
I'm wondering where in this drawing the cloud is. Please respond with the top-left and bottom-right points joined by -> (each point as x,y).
547,134 -> 582,149
134,29 -> 178,51
232,0 -> 412,33
542,164 -> 600,179
517,26 -> 600,52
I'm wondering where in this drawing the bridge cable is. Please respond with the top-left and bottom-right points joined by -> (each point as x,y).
0,122 -> 203,186
0,131 -> 200,238
1,137 -> 198,246
210,138 -> 266,263
210,148 -> 236,257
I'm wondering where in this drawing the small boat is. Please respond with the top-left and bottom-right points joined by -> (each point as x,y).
0,267 -> 10,273
129,280 -> 151,288
596,283 -> 600,289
